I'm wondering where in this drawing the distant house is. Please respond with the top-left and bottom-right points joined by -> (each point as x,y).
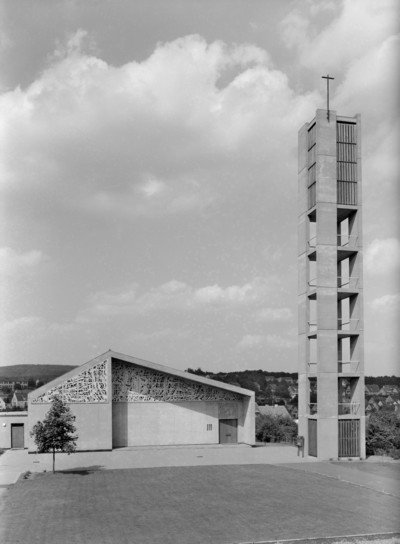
0,394 -> 8,410
11,390 -> 28,409
365,384 -> 380,395
379,385 -> 399,396
367,396 -> 385,412
365,403 -> 374,413
0,381 -> 15,389
256,404 -> 291,419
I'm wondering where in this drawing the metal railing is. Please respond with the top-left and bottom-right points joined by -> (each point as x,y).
308,278 -> 317,288
338,360 -> 360,372
307,277 -> 360,289
337,318 -> 359,331
337,234 -> 358,249
308,320 -> 317,332
338,402 -> 360,415
337,276 -> 359,289
308,236 -> 317,249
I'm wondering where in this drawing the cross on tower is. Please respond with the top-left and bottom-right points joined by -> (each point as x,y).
322,74 -> 334,122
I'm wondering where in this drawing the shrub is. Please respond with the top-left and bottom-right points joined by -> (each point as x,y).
366,411 -> 400,456
256,414 -> 298,443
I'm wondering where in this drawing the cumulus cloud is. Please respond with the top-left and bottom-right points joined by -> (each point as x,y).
0,3 -> 398,374
78,277 -> 274,322
237,332 -> 295,351
370,293 -> 400,315
0,32 -> 316,221
255,307 -> 293,322
0,315 -> 83,365
194,280 -> 268,305
237,334 -> 264,349
266,334 -> 296,350
281,0 -> 398,73
0,247 -> 46,277
364,238 -> 400,276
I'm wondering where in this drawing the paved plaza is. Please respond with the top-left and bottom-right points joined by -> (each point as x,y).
0,443 -> 315,487
0,445 -> 399,543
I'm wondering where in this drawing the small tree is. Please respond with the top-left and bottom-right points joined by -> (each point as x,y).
30,396 -> 78,473
366,410 -> 400,457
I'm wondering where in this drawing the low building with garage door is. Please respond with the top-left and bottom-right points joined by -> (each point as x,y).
27,350 -> 255,451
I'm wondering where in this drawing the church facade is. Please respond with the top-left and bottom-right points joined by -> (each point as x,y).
27,350 -> 255,451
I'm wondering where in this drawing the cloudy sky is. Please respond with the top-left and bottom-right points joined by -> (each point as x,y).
0,0 -> 399,375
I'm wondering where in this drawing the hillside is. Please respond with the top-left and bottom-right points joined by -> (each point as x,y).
0,364 -> 77,381
187,368 -> 400,407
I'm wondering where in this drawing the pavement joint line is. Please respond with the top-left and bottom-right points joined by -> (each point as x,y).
281,464 -> 400,500
236,531 -> 400,544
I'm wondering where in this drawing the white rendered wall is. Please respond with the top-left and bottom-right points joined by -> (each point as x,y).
112,399 -> 253,447
28,402 -> 112,452
0,412 -> 28,449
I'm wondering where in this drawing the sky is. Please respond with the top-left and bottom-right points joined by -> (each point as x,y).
0,0 -> 399,376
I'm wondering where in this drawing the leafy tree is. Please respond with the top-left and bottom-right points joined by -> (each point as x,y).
256,414 -> 298,443
30,396 -> 78,473
366,411 -> 400,457
275,382 -> 290,398
186,367 -> 209,377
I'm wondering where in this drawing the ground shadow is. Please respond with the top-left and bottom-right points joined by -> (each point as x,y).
59,465 -> 104,475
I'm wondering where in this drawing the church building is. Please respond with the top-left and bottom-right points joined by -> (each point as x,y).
27,350 -> 255,451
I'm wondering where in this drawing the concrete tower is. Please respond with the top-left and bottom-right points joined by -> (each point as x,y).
298,109 -> 366,460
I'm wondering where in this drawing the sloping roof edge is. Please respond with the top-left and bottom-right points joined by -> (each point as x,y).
28,350 -> 255,401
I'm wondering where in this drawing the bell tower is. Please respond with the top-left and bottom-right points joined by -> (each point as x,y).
297,108 -> 366,459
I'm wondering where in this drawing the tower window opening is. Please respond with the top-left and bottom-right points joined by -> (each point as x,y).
308,377 -> 317,415
337,121 -> 357,204
308,338 -> 317,370
338,377 -> 360,415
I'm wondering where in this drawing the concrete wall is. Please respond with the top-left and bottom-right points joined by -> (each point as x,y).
0,412 -> 28,449
240,395 -> 255,445
112,398 -> 255,447
28,403 -> 112,452
112,401 -> 218,447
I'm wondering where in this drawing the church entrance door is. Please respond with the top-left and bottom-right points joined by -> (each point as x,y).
219,419 -> 238,444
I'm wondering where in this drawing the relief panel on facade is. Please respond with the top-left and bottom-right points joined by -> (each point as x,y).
31,360 -> 108,404
112,360 -> 242,403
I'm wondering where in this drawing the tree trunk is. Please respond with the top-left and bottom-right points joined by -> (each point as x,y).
52,447 -> 55,473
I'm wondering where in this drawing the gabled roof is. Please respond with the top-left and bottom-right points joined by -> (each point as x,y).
14,390 -> 28,401
365,384 -> 380,393
380,385 -> 399,394
29,350 -> 255,402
